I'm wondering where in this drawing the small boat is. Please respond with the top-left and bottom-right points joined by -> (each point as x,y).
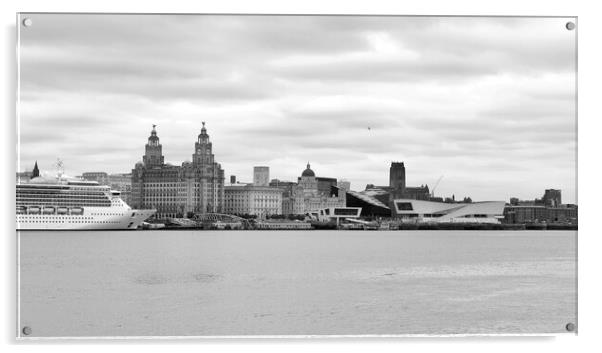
43,206 -> 56,215
70,207 -> 84,215
142,222 -> 166,230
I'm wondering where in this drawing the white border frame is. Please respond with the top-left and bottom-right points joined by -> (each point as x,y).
3,0 -> 601,352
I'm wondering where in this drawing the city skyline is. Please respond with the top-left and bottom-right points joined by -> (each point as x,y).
18,15 -> 577,203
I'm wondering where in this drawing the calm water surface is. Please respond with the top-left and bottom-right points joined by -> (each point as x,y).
19,230 -> 576,336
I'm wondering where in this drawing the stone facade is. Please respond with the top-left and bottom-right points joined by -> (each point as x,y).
16,170 -> 33,184
253,166 -> 270,187
224,184 -> 283,217
108,173 -> 133,206
542,189 -> 562,207
82,172 -> 109,186
82,172 -> 133,205
337,180 -> 351,192
282,163 -> 346,215
131,123 -> 225,218
504,205 -> 577,224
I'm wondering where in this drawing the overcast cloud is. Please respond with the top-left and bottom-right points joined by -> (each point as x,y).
18,14 -> 577,203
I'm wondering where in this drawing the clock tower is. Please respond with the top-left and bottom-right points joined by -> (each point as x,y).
143,124 -> 164,167
193,122 -> 214,165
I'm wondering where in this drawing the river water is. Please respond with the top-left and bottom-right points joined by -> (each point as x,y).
18,230 -> 576,337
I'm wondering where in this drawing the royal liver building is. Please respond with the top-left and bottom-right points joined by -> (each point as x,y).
131,123 -> 225,218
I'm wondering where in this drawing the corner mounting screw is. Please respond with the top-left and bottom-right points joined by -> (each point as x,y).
566,22 -> 575,30
565,322 -> 576,332
22,326 -> 32,335
22,18 -> 32,27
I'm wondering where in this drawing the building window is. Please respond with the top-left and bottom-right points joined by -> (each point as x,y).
396,202 -> 414,211
333,208 -> 358,216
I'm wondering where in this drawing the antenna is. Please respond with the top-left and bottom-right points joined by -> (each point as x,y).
55,158 -> 65,179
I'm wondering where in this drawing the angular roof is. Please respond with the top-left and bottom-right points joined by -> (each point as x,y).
348,189 -> 390,209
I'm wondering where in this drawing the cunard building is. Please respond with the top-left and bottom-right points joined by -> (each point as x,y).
131,123 -> 225,218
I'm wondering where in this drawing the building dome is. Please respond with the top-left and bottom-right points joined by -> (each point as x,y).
301,162 -> 315,177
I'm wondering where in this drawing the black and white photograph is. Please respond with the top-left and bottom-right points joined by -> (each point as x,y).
15,13 -> 577,338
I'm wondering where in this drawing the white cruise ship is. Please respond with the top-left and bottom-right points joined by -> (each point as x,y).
16,176 -> 156,230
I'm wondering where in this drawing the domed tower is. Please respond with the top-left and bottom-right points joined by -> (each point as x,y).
143,124 -> 164,167
301,162 -> 315,178
193,122 -> 214,165
299,162 -> 318,196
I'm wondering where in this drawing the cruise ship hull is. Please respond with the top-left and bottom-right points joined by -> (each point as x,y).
17,208 -> 156,230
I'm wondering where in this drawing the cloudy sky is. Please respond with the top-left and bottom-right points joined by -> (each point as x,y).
18,14 -> 577,203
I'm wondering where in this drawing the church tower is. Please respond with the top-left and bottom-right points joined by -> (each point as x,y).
31,161 -> 40,179
143,125 -> 164,167
389,162 -> 406,191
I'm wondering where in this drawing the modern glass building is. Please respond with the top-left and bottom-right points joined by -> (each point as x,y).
345,189 -> 391,217
392,199 -> 506,223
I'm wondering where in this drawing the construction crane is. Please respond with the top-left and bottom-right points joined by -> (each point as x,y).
431,175 -> 444,197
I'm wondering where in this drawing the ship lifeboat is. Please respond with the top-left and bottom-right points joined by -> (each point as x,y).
57,207 -> 69,215
17,206 -> 26,215
28,206 -> 41,215
70,207 -> 84,215
43,206 -> 56,215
